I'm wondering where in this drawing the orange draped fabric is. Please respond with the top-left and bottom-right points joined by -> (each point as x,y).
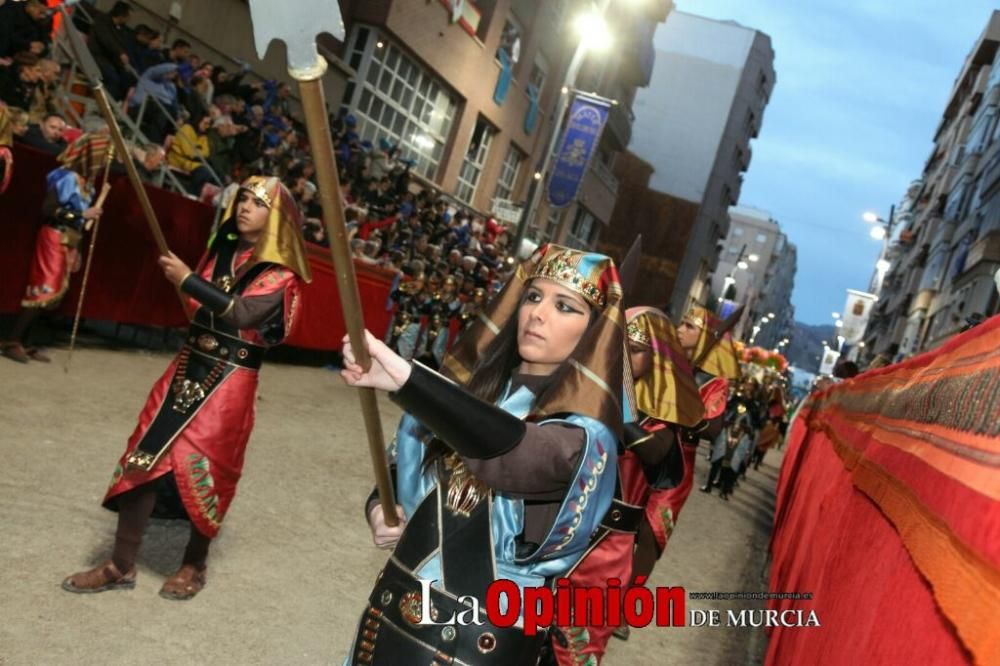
768,315 -> 1000,666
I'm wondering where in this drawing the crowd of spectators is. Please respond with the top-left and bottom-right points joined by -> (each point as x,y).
1,0 -> 518,342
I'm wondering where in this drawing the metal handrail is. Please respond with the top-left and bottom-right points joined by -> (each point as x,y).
54,3 -> 225,194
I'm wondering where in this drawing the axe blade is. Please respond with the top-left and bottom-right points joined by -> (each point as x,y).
248,0 -> 346,73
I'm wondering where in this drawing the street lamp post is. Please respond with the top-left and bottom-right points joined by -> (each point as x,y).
863,205 -> 896,294
511,1 -> 612,257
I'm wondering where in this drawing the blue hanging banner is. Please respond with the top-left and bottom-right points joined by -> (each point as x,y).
546,93 -> 612,209
493,48 -> 513,105
719,299 -> 741,320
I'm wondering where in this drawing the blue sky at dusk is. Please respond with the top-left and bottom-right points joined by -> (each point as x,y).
659,1 -> 998,325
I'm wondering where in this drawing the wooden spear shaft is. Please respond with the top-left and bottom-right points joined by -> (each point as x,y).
89,87 -> 188,313
295,74 -> 397,526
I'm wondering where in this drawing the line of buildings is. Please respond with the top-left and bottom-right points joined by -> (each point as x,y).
862,10 -> 1000,361
94,0 -> 796,337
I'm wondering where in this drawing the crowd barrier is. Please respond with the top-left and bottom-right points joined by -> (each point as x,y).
768,314 -> 1000,665
0,145 -> 395,349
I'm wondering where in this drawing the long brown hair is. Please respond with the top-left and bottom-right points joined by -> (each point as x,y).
421,287 -> 596,468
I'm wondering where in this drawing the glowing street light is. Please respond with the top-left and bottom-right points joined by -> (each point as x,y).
876,258 -> 891,273
574,10 -> 613,52
748,253 -> 759,262
768,312 -> 776,318
832,312 -> 840,319
870,225 -> 887,240
737,260 -> 749,270
835,320 -> 844,328
862,211 -> 881,224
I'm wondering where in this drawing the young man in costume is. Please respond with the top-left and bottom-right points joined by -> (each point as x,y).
2,132 -> 109,363
340,245 -> 631,665
549,306 -> 704,662
61,176 -> 311,600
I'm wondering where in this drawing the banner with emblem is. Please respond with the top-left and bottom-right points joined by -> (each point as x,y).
840,289 -> 877,344
546,93 -> 612,209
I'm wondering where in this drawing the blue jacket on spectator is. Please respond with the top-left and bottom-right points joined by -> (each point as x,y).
130,63 -> 178,109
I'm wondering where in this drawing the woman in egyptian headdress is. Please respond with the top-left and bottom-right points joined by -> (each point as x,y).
550,306 -> 704,658
0,105 -> 29,194
672,306 -> 744,496
62,176 -> 311,601
339,244 -> 631,665
2,131 -> 109,364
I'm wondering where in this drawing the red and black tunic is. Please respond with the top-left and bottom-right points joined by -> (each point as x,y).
103,240 -> 302,538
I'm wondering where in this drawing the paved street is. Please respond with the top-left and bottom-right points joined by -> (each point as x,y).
0,347 -> 777,665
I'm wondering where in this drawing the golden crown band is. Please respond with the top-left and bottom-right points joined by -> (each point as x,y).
626,321 -> 651,347
683,315 -> 705,329
242,181 -> 273,208
530,251 -> 606,309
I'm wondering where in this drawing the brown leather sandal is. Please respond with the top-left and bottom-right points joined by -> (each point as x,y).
62,560 -> 136,594
159,563 -> 207,601
2,342 -> 31,364
26,347 -> 52,363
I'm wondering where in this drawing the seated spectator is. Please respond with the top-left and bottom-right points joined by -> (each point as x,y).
206,105 -> 242,181
167,114 -> 215,196
0,105 -> 29,193
128,24 -> 165,73
133,144 -> 166,183
369,138 -> 397,180
0,0 -> 52,59
163,38 -> 191,68
28,58 -> 60,122
17,111 -> 66,155
129,62 -> 179,144
0,52 -> 42,110
302,218 -> 326,246
181,75 -> 211,125
87,1 -> 133,100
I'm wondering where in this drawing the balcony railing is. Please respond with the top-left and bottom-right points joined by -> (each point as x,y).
605,101 -> 634,150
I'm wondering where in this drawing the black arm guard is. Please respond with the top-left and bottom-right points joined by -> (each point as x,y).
180,274 -> 234,316
54,206 -> 84,230
389,361 -> 526,459
623,421 -> 654,448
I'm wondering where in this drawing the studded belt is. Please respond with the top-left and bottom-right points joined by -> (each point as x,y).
353,558 -> 546,665
598,497 -> 645,534
185,323 -> 265,370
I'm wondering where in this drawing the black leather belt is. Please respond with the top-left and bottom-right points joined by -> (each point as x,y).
598,498 -> 644,534
352,558 -> 545,665
185,323 -> 265,370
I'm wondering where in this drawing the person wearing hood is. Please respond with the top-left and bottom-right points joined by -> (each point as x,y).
2,132 -> 109,364
341,244 -> 629,665
129,62 -> 179,143
61,176 -> 312,601
550,306 -> 704,660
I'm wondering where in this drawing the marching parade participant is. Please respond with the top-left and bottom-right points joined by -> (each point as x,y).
2,132 -> 109,364
340,244 -> 631,665
61,176 -> 311,600
550,305 -> 704,661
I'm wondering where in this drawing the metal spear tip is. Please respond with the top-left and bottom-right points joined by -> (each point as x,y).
248,0 -> 346,75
